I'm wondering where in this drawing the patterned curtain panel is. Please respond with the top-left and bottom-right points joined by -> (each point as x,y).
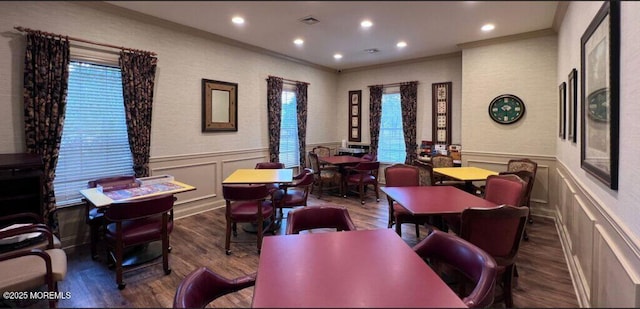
368,85 -> 383,158
23,33 -> 70,229
295,82 -> 308,167
267,77 -> 283,162
400,81 -> 418,164
119,51 -> 158,177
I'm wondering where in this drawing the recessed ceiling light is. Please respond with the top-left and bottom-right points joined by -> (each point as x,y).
232,16 -> 245,25
397,41 -> 407,48
481,24 -> 495,32
361,20 -> 373,28
294,38 -> 304,46
334,53 -> 343,60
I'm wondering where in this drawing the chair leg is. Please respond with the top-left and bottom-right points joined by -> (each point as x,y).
89,223 -> 99,260
503,264 -> 515,308
256,217 -> 264,253
395,217 -> 402,237
225,219 -> 232,255
359,183 -> 365,204
415,223 -> 420,238
162,223 -> 171,275
387,199 -> 395,229
115,240 -> 125,289
374,183 -> 379,202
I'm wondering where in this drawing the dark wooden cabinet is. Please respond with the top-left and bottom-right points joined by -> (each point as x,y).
0,153 -> 44,218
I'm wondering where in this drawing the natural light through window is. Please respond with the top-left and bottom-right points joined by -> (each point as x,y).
279,89 -> 299,167
378,92 -> 406,163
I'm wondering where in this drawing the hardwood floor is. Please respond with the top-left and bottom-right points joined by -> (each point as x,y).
48,189 -> 578,308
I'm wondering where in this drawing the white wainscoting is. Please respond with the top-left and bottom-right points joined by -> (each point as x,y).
556,162 -> 640,307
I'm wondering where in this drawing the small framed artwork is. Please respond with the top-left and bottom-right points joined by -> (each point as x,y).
558,82 -> 566,139
202,79 -> 238,132
348,90 -> 362,142
580,0 -> 620,190
432,82 -> 452,145
568,68 -> 578,143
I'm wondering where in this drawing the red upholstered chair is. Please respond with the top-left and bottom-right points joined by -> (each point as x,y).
445,174 -> 526,235
413,230 -> 498,308
274,170 -> 315,224
85,175 -> 135,259
254,162 -> 285,194
222,184 -> 275,255
104,194 -> 174,289
459,205 -> 529,308
0,212 -> 62,252
311,146 -> 332,157
384,164 -> 428,238
499,170 -> 534,240
362,153 -> 377,161
343,161 -> 380,204
173,267 -> 256,308
285,205 -> 356,235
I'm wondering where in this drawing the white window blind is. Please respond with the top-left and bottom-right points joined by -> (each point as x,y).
279,90 -> 300,168
54,61 -> 134,206
378,92 -> 406,163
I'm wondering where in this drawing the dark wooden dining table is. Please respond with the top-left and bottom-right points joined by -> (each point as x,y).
318,155 -> 368,196
252,229 -> 466,308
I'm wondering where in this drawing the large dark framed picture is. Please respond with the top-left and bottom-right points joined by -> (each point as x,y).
580,1 -> 620,190
348,90 -> 362,142
202,79 -> 238,132
568,68 -> 578,143
558,82 -> 566,140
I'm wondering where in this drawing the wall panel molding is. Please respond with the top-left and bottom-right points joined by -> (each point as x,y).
555,161 -> 640,307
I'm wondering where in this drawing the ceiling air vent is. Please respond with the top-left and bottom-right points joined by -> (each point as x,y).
364,48 -> 380,54
299,16 -> 320,25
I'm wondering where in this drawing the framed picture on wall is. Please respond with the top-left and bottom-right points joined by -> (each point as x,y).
568,68 -> 578,143
558,82 -> 566,140
432,82 -> 452,145
580,0 -> 620,190
348,90 -> 362,142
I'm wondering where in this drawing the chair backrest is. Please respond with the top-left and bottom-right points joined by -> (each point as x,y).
459,205 -> 529,267
105,194 -> 174,222
173,267 -> 256,308
507,158 -> 537,179
286,205 -> 357,234
308,152 -> 321,174
413,230 -> 497,308
384,164 -> 419,187
255,162 -> 285,169
483,174 -> 526,207
412,159 -> 434,186
292,172 -> 315,187
222,184 -> 270,202
362,153 -> 377,161
352,161 -> 380,174
499,170 -> 534,207
312,146 -> 331,157
431,154 -> 455,168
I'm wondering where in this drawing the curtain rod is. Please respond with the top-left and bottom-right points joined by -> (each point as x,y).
368,81 -> 419,88
266,75 -> 310,85
14,26 -> 157,56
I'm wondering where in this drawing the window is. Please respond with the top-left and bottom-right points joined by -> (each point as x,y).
378,92 -> 406,163
279,89 -> 299,168
53,61 -> 134,206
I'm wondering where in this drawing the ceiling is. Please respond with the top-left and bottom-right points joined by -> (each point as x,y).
106,1 -> 559,71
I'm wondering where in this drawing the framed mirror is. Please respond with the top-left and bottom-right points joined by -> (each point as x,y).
202,79 -> 238,132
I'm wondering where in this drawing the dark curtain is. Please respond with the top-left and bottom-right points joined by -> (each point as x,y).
119,51 -> 158,177
295,82 -> 308,167
23,33 -> 70,230
368,85 -> 383,158
400,81 -> 418,164
267,77 -> 283,162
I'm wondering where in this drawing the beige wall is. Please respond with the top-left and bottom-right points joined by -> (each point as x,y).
461,34 -> 558,156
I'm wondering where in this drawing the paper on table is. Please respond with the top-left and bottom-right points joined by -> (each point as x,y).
0,223 -> 42,245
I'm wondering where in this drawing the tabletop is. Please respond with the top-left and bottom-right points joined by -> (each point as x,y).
222,168 -> 293,184
433,166 -> 498,181
252,229 -> 466,308
80,180 -> 195,208
319,155 -> 366,165
380,185 -> 497,215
